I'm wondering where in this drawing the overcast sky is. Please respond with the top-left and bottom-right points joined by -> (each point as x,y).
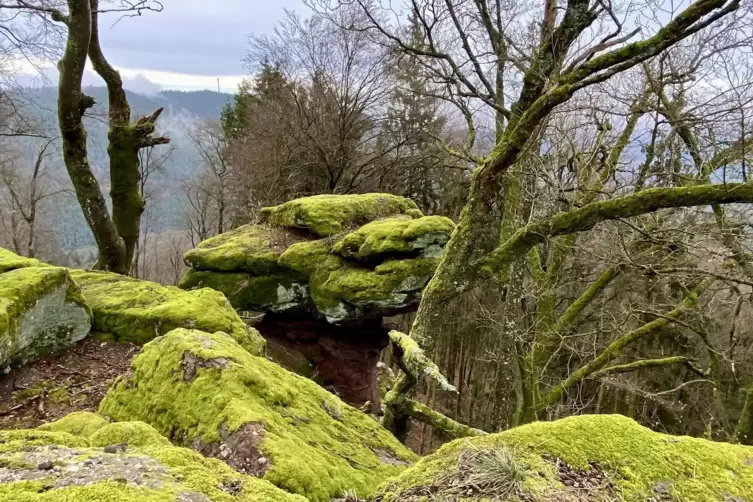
21,0 -> 303,93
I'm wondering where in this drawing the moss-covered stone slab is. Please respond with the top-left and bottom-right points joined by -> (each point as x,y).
0,416 -> 305,501
310,258 -> 438,323
0,248 -> 44,274
183,224 -> 306,274
99,328 -> 417,501
260,193 -> 424,237
179,269 -> 308,313
333,215 -> 455,261
69,270 -> 265,355
0,267 -> 91,372
376,414 -> 753,501
277,239 -> 343,277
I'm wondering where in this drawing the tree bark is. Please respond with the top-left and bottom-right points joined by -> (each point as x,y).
57,0 -> 127,272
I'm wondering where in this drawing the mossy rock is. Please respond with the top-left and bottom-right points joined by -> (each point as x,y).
0,267 -> 92,372
277,239 -> 343,277
0,248 -> 44,274
70,270 -> 265,355
179,269 -> 308,313
260,193 -> 424,237
183,224 -> 306,274
99,328 -> 417,501
0,418 -> 304,501
376,414 -> 753,501
310,258 -> 438,323
332,215 -> 455,261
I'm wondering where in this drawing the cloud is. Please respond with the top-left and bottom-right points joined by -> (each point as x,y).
95,0 -> 303,76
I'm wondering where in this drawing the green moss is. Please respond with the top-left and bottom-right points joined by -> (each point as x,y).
1,267 -> 92,370
0,248 -> 44,274
277,239 -> 343,277
310,258 -> 439,322
333,216 -> 455,260
261,193 -> 424,237
179,269 -> 308,313
92,421 -> 173,447
377,414 -> 753,501
0,427 -> 305,501
38,411 -> 109,438
99,328 -> 417,501
40,411 -> 171,448
184,225 -> 305,274
70,269 -> 265,355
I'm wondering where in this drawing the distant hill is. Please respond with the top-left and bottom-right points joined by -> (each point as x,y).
9,87 -> 235,253
20,86 -> 233,121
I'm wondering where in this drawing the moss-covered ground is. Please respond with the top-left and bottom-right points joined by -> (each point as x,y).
99,328 -> 417,501
376,414 -> 753,501
0,416 -> 306,501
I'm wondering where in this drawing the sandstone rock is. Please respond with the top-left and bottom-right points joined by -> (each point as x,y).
332,215 -> 455,261
376,414 -> 753,501
70,269 -> 265,356
183,224 -> 306,274
260,193 -> 423,237
99,328 -> 417,501
0,266 -> 91,372
179,269 -> 308,314
0,413 -> 305,501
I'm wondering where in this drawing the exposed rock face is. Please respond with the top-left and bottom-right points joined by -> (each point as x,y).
376,414 -> 753,501
179,194 -> 455,407
0,266 -> 92,372
0,413 -> 305,501
256,314 -> 390,408
99,328 -> 417,502
70,269 -> 265,356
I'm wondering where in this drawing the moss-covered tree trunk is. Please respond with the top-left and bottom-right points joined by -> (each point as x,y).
53,1 -> 168,275
57,0 -> 127,273
87,0 -> 168,269
735,385 -> 753,445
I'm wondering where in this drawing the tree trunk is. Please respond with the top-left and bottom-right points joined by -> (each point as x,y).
57,0 -> 127,273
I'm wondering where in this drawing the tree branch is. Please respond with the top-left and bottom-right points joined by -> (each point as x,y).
541,277 -> 713,408
591,356 -> 694,378
478,183 -> 753,279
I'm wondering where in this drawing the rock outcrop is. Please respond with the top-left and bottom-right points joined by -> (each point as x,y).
180,194 -> 454,322
0,413 -> 305,501
375,414 -> 753,501
0,265 -> 91,372
179,194 -> 455,406
71,269 -> 265,356
99,328 -> 417,501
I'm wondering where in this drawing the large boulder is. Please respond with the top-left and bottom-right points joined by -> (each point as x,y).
0,413 -> 305,501
70,270 -> 265,356
179,195 -> 454,323
0,266 -> 91,372
99,328 -> 417,501
375,414 -> 753,501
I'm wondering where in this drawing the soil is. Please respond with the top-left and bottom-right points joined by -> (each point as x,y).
0,338 -> 139,430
